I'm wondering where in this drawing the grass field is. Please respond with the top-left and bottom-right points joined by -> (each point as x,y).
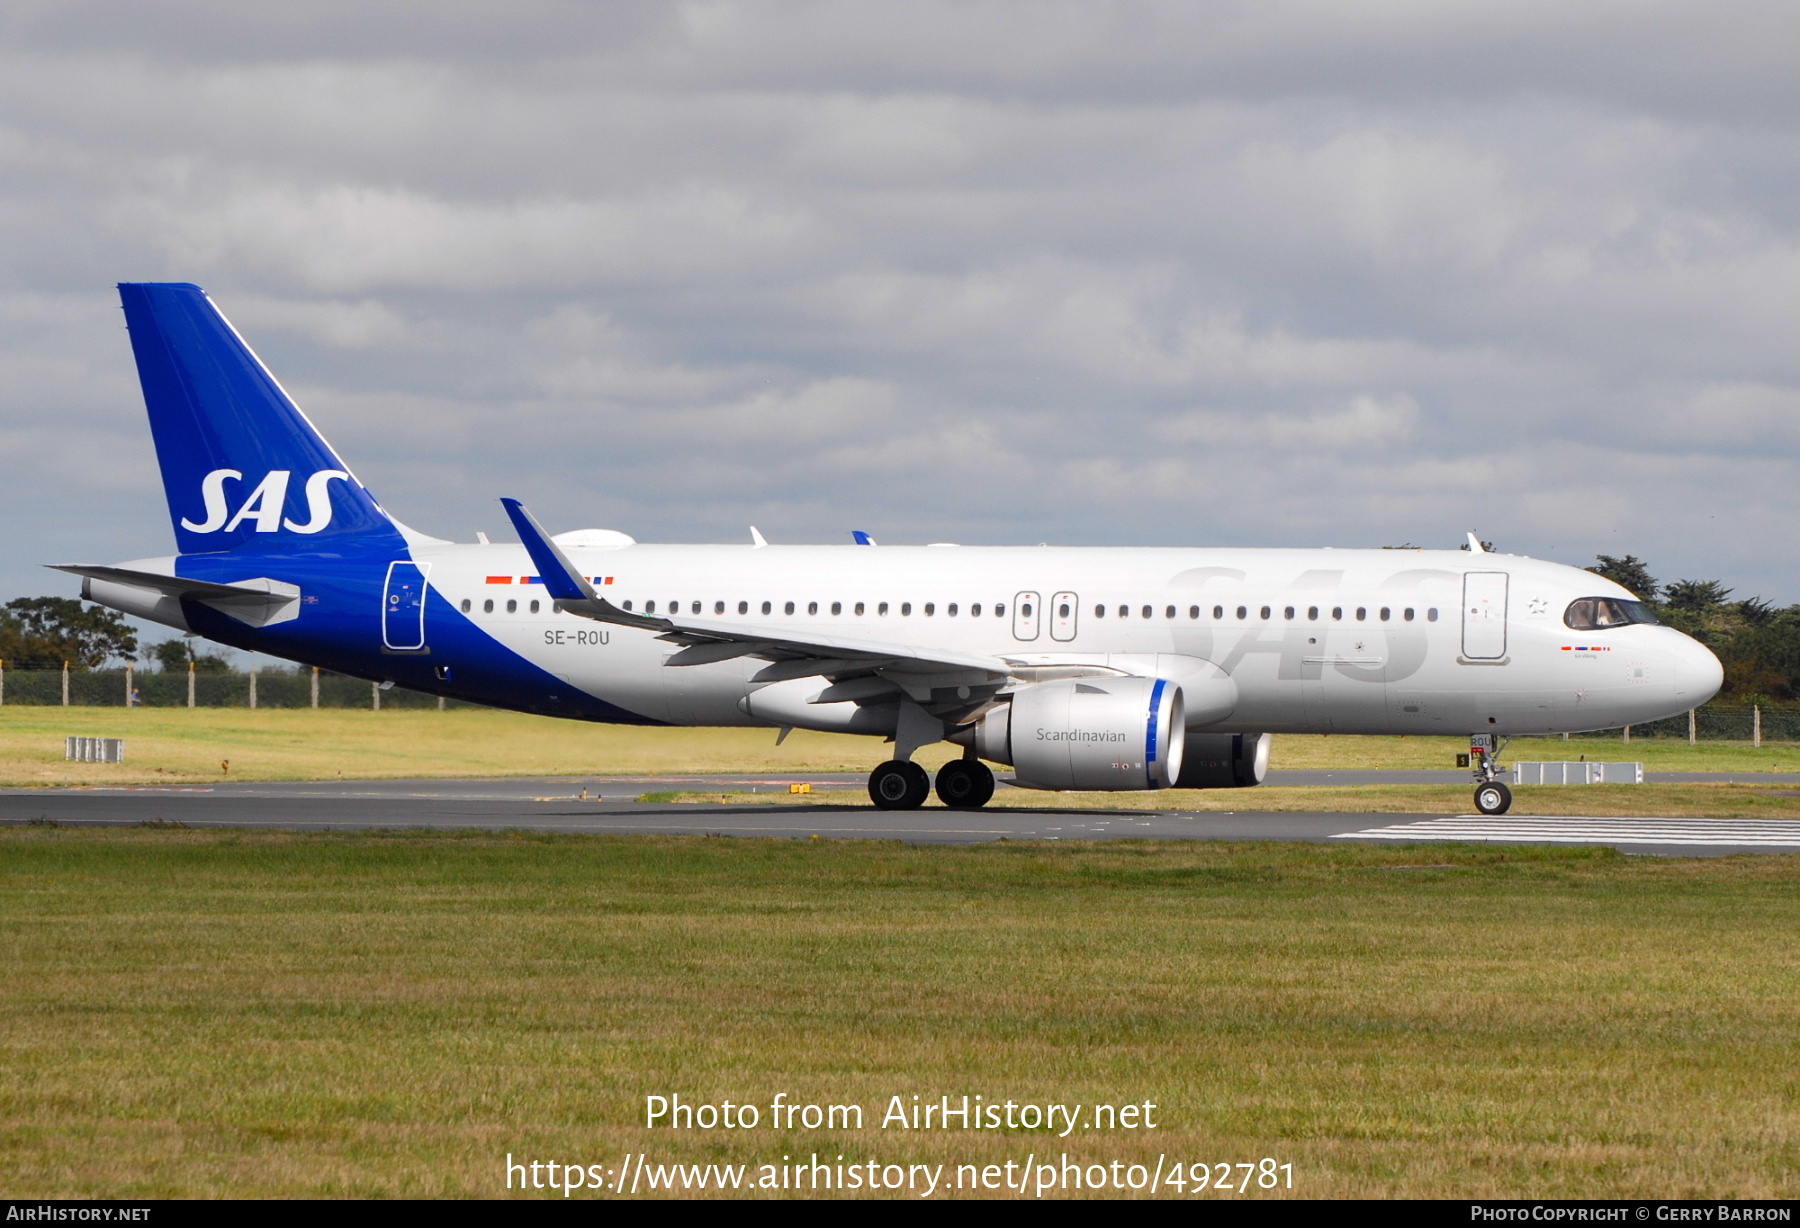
3,827 -> 1797,1199
0,707 -> 968,787
4,707 -> 1798,787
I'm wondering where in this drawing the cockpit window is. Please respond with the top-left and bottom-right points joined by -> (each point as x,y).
1564,597 -> 1661,630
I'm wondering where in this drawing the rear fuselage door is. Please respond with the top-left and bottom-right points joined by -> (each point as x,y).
1461,571 -> 1508,660
1050,591 -> 1079,642
1012,591 -> 1041,641
384,561 -> 429,651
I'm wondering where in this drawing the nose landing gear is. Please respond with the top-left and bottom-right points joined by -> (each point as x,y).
1468,734 -> 1513,815
1474,780 -> 1513,815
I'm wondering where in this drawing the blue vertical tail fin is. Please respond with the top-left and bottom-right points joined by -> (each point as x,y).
118,282 -> 400,555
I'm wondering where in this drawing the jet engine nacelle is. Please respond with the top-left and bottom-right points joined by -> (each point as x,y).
966,677 -> 1185,791
1174,732 -> 1270,788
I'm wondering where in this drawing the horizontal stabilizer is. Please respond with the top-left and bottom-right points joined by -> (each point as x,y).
51,563 -> 260,601
52,563 -> 302,628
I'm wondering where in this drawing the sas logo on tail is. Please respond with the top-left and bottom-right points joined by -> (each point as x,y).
181,469 -> 350,535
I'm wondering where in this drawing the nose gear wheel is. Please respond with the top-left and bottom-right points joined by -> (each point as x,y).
1474,781 -> 1512,815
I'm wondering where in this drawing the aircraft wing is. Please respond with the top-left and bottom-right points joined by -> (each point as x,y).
499,500 -> 1015,692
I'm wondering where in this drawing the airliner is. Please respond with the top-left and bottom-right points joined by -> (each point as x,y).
58,283 -> 1723,816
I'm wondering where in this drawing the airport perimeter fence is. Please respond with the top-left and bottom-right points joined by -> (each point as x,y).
0,667 -> 483,710
1609,704 -> 1800,744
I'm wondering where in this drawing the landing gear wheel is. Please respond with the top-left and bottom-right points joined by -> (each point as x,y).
869,760 -> 931,810
1474,781 -> 1512,816
934,759 -> 995,809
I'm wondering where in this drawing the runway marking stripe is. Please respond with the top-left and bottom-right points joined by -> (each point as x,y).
1337,816 -> 1800,847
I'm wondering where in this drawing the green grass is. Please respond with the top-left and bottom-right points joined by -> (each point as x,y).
0,707 -> 965,787
2,828 -> 1798,1198
4,708 -> 1797,788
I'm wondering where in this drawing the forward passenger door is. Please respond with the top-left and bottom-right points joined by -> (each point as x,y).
1461,572 -> 1509,660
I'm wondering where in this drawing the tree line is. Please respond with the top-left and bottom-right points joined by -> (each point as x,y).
1587,556 -> 1799,701
0,597 -> 230,672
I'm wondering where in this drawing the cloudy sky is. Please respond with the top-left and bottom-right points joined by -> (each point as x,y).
3,0 -> 1797,623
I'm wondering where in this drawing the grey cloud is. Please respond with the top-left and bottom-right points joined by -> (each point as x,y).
0,0 -> 1796,611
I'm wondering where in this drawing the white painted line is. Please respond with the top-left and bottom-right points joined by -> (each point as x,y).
1335,815 -> 1800,847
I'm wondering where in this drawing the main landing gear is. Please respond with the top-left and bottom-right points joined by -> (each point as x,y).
1468,734 -> 1513,815
868,758 -> 995,811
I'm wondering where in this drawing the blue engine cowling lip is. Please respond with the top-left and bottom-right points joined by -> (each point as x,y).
171,542 -> 664,725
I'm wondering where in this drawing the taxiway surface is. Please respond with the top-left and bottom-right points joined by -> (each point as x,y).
4,772 -> 1797,856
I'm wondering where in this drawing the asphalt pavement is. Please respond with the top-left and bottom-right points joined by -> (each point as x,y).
4,770 -> 1797,856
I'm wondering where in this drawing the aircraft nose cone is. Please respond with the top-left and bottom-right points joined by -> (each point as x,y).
1674,635 -> 1724,706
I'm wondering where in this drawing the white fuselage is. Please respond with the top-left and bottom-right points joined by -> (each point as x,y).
409,540 -> 1722,736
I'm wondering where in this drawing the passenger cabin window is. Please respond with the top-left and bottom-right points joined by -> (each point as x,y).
902,602 -> 912,615
622,600 -> 633,611
1166,605 -> 1176,619
530,600 -> 540,614
1189,606 -> 1200,619
1236,606 -> 1247,620
692,601 -> 701,614
1095,604 -> 1106,618
645,600 -> 656,614
1428,608 -> 1439,621
761,601 -> 772,615
879,602 -> 889,615
807,601 -> 818,615
483,599 -> 494,614
1331,607 -> 1342,620
1379,607 -> 1391,621
994,604 -> 1005,617
971,603 -> 982,616
1142,605 -> 1153,619
738,601 -> 748,614
1564,597 -> 1661,629
715,601 -> 725,614
947,603 -> 958,616
1213,605 -> 1224,619
1283,606 -> 1295,620
1404,607 -> 1415,621
1307,606 -> 1319,620
1259,606 -> 1271,620
460,598 -> 471,613
1118,605 -> 1128,618
1355,607 -> 1367,621
854,602 -> 865,615
506,599 -> 517,614
924,603 -> 935,616
785,601 -> 796,615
